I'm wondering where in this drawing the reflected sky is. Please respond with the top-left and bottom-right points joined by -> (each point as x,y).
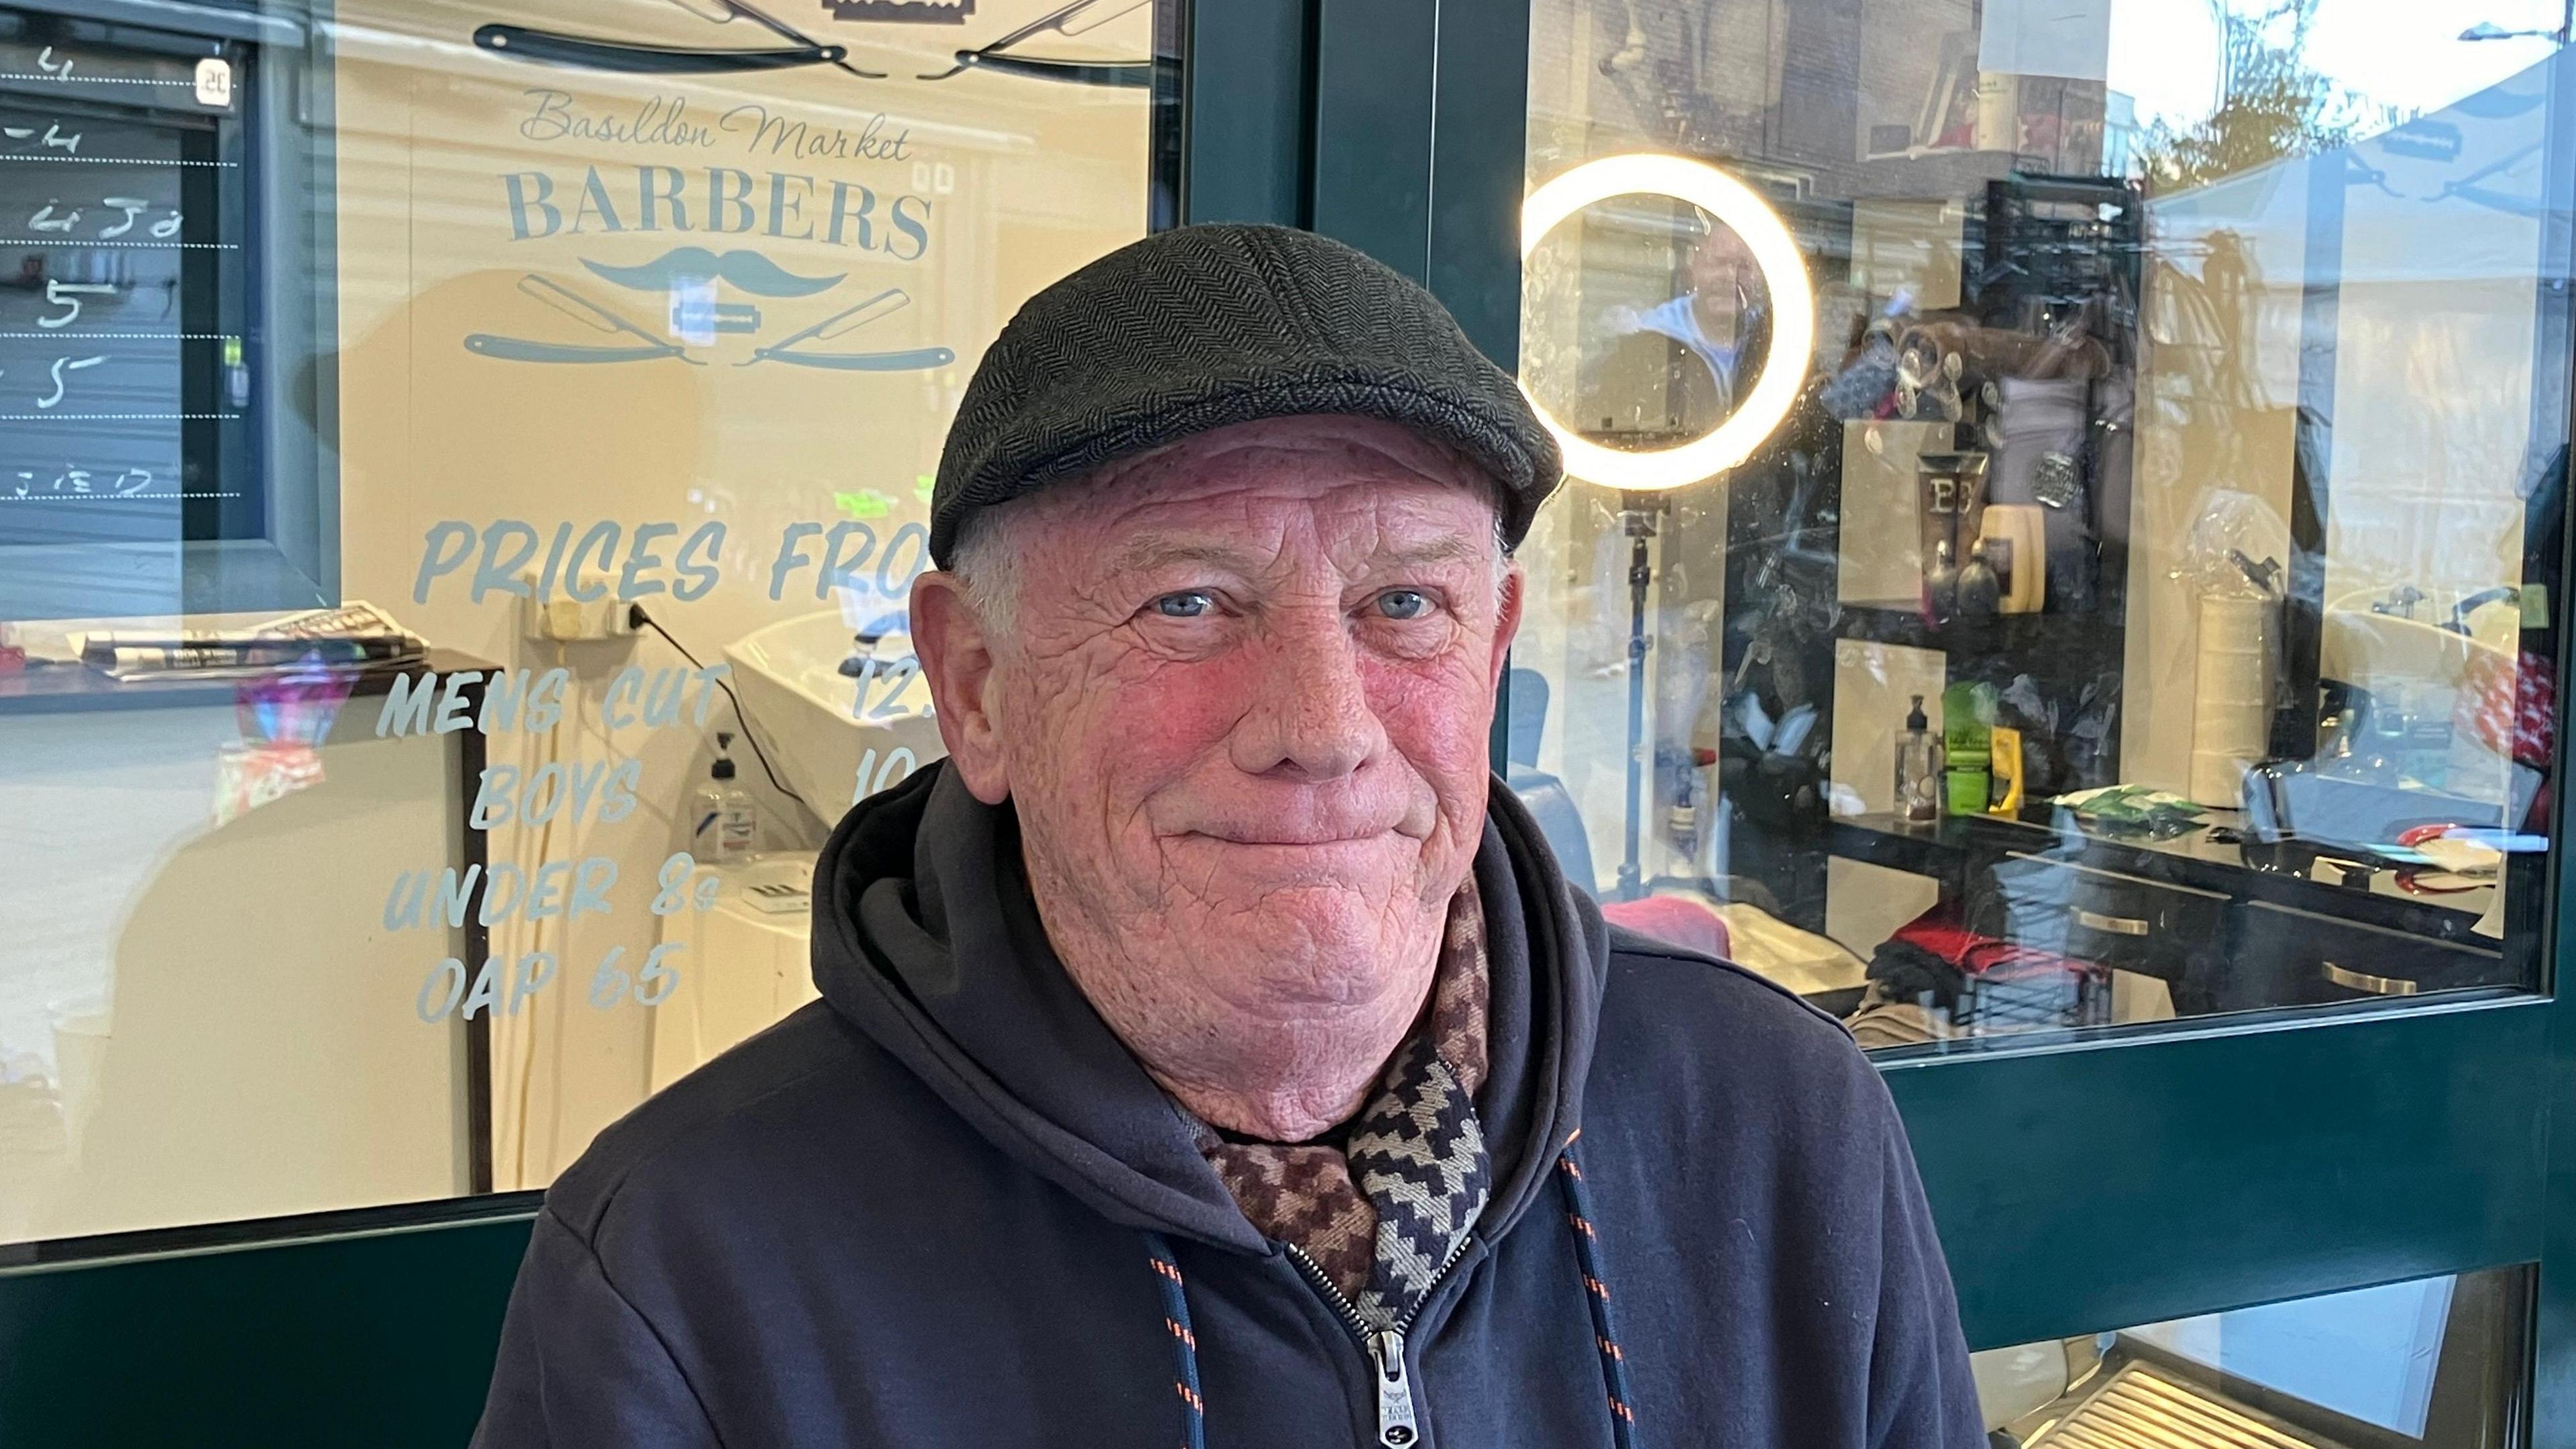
2110,0 -> 2566,135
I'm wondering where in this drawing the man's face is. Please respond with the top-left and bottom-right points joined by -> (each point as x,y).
1687,224 -> 1766,347
914,415 -> 1521,1086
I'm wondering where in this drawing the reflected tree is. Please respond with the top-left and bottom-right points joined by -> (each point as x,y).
2138,0 -> 2397,191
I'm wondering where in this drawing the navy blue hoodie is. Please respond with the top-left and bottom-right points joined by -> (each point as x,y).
472,765 -> 1983,1447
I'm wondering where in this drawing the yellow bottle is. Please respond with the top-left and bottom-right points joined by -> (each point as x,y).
1988,725 -> 2024,816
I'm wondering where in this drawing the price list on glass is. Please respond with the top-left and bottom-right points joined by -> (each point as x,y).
0,31 -> 239,546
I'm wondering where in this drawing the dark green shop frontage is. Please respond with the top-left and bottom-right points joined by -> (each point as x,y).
3,0 -> 2573,1443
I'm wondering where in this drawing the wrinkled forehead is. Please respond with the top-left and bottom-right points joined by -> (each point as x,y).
1069,414 -> 1504,543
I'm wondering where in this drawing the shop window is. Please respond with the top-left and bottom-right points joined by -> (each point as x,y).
1515,0 -> 2569,1047
1973,1266 -> 2531,1446
0,0 -> 1175,1249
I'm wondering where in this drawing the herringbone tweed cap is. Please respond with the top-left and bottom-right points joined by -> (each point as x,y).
928,223 -> 1562,566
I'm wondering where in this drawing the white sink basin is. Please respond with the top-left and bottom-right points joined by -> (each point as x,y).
724,609 -> 945,824
2318,587 -> 2520,806
2320,589 -> 2514,695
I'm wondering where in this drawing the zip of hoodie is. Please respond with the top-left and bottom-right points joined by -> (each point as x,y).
1151,1146 -> 1637,1449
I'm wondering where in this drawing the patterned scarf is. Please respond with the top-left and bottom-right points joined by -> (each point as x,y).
1191,878 -> 1492,1329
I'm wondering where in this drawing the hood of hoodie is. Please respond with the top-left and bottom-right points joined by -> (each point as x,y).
808,761 -> 1607,1257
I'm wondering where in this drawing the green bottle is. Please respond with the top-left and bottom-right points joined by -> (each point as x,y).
1942,681 -> 1993,816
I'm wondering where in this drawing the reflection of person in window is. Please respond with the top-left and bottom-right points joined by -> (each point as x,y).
1601,221 -> 1770,421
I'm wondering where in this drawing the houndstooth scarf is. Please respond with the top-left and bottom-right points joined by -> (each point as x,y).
1191,878 -> 1492,1329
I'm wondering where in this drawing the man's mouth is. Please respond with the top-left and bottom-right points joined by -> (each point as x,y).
1172,830 -> 1412,887
1185,828 -> 1400,848
1159,793 -> 1436,855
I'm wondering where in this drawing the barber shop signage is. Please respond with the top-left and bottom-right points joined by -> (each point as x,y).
472,83 -> 947,372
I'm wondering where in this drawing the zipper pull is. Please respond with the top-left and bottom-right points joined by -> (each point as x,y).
1369,1328 -> 1419,1448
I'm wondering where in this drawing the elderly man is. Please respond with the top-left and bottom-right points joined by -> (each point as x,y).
474,224 -> 1982,1448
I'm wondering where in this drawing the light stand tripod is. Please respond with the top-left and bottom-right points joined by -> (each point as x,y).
1616,489 -> 1668,900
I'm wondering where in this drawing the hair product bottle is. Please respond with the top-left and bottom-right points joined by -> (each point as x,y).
1942,682 -> 1993,816
1896,694 -> 1943,826
690,732 -> 762,863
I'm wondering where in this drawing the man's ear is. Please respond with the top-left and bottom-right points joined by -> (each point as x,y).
1488,561 -> 1525,693
909,571 -> 1012,804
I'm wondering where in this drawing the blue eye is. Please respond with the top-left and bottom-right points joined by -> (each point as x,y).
1153,590 -> 1214,619
1376,590 -> 1430,621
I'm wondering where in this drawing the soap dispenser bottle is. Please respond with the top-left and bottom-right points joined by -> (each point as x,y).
691,732 -> 761,863
1894,694 -> 1942,826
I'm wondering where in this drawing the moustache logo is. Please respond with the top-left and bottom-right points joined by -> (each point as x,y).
581,248 -> 845,298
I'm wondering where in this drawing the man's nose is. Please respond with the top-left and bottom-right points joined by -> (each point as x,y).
1228,615 -> 1387,781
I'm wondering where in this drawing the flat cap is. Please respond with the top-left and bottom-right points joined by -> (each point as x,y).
929,223 -> 1562,567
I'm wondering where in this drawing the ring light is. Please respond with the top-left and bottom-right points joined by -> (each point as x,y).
1520,153 -> 1816,491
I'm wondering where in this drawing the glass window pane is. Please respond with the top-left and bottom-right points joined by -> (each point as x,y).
1974,1266 -> 2531,1446
1517,0 -> 2567,1046
0,0 -> 1176,1247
